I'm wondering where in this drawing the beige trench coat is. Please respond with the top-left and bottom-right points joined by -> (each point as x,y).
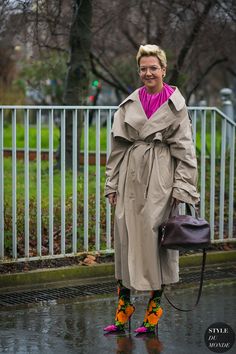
105,86 -> 199,291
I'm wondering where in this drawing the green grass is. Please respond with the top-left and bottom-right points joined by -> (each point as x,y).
194,115 -> 223,157
3,124 -> 60,150
3,158 -> 108,257
2,116 -> 235,258
3,158 -> 106,200
3,123 -> 108,151
2,108 -> 230,157
3,154 -> 235,259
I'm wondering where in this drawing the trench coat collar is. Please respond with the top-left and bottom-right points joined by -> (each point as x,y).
119,86 -> 186,138
119,86 -> 185,111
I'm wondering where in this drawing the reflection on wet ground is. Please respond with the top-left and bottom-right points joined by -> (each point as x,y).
0,282 -> 235,354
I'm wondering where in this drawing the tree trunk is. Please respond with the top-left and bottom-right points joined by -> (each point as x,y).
56,0 -> 92,170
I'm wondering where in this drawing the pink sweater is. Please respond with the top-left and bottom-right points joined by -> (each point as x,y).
139,83 -> 175,119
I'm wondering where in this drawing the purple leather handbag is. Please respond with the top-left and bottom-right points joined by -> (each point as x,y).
159,205 -> 210,250
159,204 -> 211,312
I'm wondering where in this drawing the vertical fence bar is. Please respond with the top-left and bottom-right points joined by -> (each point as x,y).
228,125 -> 235,238
219,118 -> 226,241
179,203 -> 186,215
61,109 -> 66,254
24,109 -> 30,257
192,109 -> 197,146
84,110 -> 89,251
0,109 -> 4,259
95,110 -> 101,251
12,109 -> 17,258
36,109 -> 42,256
200,110 -> 206,218
106,109 -> 112,250
48,109 -> 54,255
210,110 -> 216,242
72,109 -> 77,253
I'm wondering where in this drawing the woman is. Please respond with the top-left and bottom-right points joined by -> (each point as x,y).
103,44 -> 199,334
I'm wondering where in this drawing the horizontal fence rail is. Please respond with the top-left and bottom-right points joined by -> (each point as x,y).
0,105 -> 235,262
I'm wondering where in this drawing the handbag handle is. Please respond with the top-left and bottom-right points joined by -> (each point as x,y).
185,203 -> 200,219
170,202 -> 200,219
160,248 -> 207,312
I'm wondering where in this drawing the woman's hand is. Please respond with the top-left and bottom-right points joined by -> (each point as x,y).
108,192 -> 117,206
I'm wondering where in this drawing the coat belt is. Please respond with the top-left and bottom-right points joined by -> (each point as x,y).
127,140 -> 164,198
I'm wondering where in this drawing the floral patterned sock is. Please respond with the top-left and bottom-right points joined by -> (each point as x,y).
117,280 -> 131,301
142,288 -> 164,331
151,288 -> 163,307
114,280 -> 134,329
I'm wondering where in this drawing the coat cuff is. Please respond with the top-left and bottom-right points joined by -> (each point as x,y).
104,179 -> 117,197
172,181 -> 200,204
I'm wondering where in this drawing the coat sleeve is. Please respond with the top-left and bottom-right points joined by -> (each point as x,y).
166,106 -> 200,204
104,108 -> 132,197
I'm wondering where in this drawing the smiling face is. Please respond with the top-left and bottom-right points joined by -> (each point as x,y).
139,56 -> 166,94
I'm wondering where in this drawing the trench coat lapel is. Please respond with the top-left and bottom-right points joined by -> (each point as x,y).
141,102 -> 174,139
119,89 -> 146,132
119,86 -> 186,139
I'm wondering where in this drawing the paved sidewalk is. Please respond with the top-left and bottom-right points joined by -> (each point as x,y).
0,251 -> 235,354
0,281 -> 235,354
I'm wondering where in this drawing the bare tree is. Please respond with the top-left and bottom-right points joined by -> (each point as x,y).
0,0 -> 92,169
1,0 -> 236,167
91,0 -> 236,103
2,0 -> 236,104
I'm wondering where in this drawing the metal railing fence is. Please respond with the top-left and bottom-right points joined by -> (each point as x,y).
0,105 -> 235,262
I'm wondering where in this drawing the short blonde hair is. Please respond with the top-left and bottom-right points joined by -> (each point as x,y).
136,44 -> 167,68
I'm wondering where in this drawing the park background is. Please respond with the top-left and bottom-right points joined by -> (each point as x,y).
0,0 -> 235,261
0,3 -> 236,353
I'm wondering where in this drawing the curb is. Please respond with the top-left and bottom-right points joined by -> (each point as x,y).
180,249 -> 236,267
0,263 -> 115,290
0,250 -> 235,290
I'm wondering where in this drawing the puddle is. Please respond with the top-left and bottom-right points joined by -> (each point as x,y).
0,282 -> 235,353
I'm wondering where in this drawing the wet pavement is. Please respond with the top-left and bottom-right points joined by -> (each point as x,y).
0,282 -> 235,354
